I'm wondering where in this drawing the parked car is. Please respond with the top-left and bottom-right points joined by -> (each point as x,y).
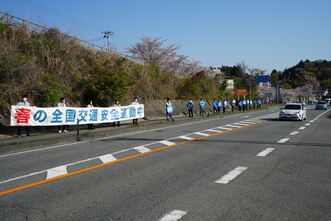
307,100 -> 314,105
279,103 -> 307,121
315,101 -> 327,110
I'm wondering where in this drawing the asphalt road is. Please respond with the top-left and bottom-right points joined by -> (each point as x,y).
0,107 -> 330,221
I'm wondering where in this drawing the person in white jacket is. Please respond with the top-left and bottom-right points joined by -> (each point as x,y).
16,95 -> 31,138
87,100 -> 94,130
57,97 -> 68,133
131,97 -> 139,125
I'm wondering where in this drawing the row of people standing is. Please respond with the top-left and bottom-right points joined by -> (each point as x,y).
185,98 -> 263,118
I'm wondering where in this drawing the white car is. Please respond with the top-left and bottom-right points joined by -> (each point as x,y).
279,103 -> 307,121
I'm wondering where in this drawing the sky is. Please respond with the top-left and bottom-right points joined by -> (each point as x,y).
1,0 -> 331,73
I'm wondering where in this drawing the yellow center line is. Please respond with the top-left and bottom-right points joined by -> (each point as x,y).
0,120 -> 266,196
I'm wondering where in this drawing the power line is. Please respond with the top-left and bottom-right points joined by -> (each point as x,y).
0,11 -> 128,58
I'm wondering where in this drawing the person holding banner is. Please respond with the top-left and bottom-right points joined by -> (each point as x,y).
165,98 -> 174,121
131,97 -> 139,125
87,100 -> 95,130
186,99 -> 194,118
113,100 -> 121,127
16,95 -> 31,138
58,97 -> 68,133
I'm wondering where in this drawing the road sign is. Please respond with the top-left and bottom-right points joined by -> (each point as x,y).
235,89 -> 248,96
255,75 -> 269,83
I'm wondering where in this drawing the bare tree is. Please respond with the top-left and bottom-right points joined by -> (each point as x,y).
237,61 -> 248,74
126,36 -> 198,76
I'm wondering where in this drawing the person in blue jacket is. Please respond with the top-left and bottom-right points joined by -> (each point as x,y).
212,98 -> 218,114
239,100 -> 243,111
187,99 -> 194,118
218,100 -> 223,113
242,99 -> 247,111
199,98 -> 206,116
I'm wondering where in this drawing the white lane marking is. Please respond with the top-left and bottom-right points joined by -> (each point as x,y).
194,132 -> 209,136
225,124 -> 241,128
299,127 -> 305,130
178,136 -> 194,140
159,210 -> 188,221
215,166 -> 248,184
99,154 -> 117,163
134,146 -> 151,153
159,140 -> 175,146
305,123 -> 310,126
290,131 -> 299,136
257,148 -> 274,157
309,120 -> 314,123
241,120 -> 256,123
217,127 -> 233,130
232,122 -> 249,126
205,129 -> 221,133
241,115 -> 249,118
277,138 -> 290,143
46,166 -> 67,179
0,170 -> 46,184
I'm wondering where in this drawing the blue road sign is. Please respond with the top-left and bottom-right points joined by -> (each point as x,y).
255,75 -> 269,83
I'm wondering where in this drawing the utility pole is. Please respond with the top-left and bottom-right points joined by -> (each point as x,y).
102,31 -> 113,53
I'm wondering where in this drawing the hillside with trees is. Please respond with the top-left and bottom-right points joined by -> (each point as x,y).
270,60 -> 331,89
0,16 -> 248,117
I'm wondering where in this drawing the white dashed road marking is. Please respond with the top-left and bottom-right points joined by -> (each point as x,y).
194,132 -> 209,136
290,131 -> 299,136
159,210 -> 188,221
299,127 -> 305,130
277,138 -> 290,143
217,126 -> 233,130
215,166 -> 248,184
205,129 -> 221,133
257,148 -> 274,157
46,166 -> 67,179
99,154 -> 117,163
305,123 -> 310,126
134,146 -> 151,153
159,140 -> 175,146
232,122 -> 249,126
309,120 -> 314,123
225,124 -> 241,128
178,136 -> 194,140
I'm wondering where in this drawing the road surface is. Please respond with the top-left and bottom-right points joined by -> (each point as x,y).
0,107 -> 330,221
